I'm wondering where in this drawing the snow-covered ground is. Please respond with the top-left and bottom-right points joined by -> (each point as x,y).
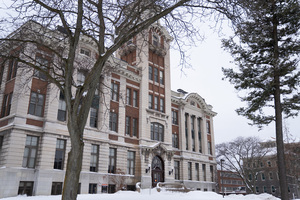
2,189 -> 296,200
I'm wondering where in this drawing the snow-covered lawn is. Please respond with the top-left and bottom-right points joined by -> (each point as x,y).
1,189 -> 290,200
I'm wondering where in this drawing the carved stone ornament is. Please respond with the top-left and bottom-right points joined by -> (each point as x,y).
141,148 -> 151,162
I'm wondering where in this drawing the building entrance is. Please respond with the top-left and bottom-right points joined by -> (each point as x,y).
151,156 -> 164,187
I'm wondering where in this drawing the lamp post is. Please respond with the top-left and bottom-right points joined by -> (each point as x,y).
221,159 -> 225,198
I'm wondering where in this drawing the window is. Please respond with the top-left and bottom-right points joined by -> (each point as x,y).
126,88 -> 131,105
90,144 -> 99,172
154,96 -> 158,110
125,116 -> 130,135
109,112 -> 118,132
54,139 -> 66,170
153,34 -> 159,47
90,94 -> 99,128
174,161 -> 180,180
261,173 -> 265,180
57,92 -> 66,121
0,65 -> 4,86
108,148 -> 116,173
188,162 -> 192,180
159,71 -> 164,84
132,118 -> 138,137
77,183 -> 81,194
271,185 -> 276,193
195,163 -> 200,181
80,48 -> 91,57
208,141 -> 212,155
51,182 -> 63,195
206,121 -> 211,134
133,90 -> 138,107
172,133 -> 178,148
34,57 -> 48,80
197,118 -> 202,153
191,116 -> 195,151
263,186 -> 267,193
190,101 -> 195,106
1,92 -> 13,118
151,123 -> 164,142
172,110 -> 178,125
202,164 -> 206,181
108,185 -> 116,193
249,173 -> 253,181
256,186 -> 259,193
77,70 -> 85,85
185,114 -> 189,150
22,135 -> 38,168
90,108 -> 98,128
149,66 -> 153,80
154,68 -> 158,82
148,94 -> 153,109
7,58 -> 18,81
267,161 -> 272,167
210,165 -> 214,181
127,151 -> 135,175
111,82 -> 119,101
28,92 -> 45,117
269,172 -> 273,180
160,98 -> 164,112
89,183 -> 97,194
18,181 -> 33,196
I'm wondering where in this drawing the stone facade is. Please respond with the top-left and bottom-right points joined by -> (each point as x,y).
0,21 -> 217,198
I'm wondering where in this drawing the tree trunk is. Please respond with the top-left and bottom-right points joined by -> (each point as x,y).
272,0 -> 289,198
274,76 -> 289,200
62,127 -> 84,200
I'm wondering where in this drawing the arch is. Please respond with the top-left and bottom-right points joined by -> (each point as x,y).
151,156 -> 164,187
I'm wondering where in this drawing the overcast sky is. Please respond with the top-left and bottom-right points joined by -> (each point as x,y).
1,1 -> 298,145
170,22 -> 300,145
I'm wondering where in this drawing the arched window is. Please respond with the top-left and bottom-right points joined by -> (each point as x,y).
152,156 -> 163,170
150,122 -> 164,142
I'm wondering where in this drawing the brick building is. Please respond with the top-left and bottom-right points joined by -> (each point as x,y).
0,21 -> 217,198
244,142 -> 300,199
217,170 -> 246,195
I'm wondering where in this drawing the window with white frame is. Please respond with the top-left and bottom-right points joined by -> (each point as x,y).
151,122 -> 164,142
22,135 -> 39,168
90,144 -> 99,172
111,82 -> 119,101
127,151 -> 135,175
28,92 -> 45,117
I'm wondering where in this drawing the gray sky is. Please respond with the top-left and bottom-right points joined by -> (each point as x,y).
170,22 -> 300,145
1,1 -> 298,144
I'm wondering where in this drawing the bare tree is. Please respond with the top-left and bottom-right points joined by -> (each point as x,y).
216,136 -> 272,193
0,1 -> 232,199
110,168 -> 128,192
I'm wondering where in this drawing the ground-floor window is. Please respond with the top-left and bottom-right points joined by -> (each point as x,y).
51,182 -> 63,195
127,185 -> 136,191
174,160 -> 180,180
108,184 -> 116,193
78,183 -> 81,194
102,185 -> 108,193
89,183 -> 97,194
18,181 -> 34,196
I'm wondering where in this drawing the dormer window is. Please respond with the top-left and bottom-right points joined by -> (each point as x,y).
80,48 -> 91,57
152,34 -> 159,47
190,101 -> 195,106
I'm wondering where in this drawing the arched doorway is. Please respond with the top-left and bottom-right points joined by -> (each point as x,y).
151,156 -> 164,187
